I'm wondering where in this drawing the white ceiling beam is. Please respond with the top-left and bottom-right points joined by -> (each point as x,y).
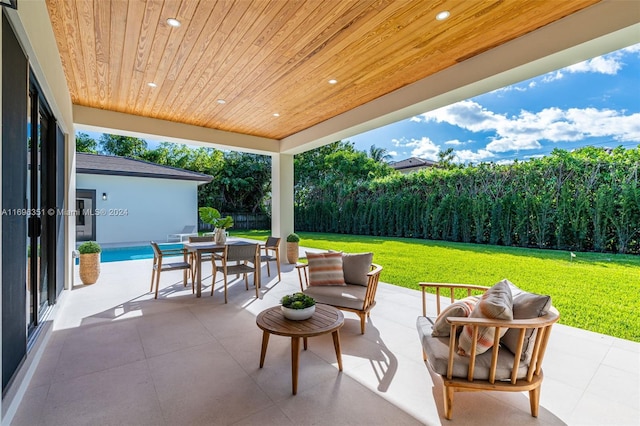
74,105 -> 279,155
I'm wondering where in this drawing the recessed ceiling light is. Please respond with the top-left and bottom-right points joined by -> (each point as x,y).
147,82 -> 157,88
328,79 -> 338,84
166,18 -> 181,27
273,113 -> 280,117
216,99 -> 226,104
436,11 -> 450,21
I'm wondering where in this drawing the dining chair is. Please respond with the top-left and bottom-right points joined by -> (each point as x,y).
150,241 -> 192,299
212,243 -> 260,303
260,236 -> 281,282
187,235 -> 216,279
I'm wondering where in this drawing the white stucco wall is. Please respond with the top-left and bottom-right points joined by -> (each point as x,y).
76,174 -> 199,245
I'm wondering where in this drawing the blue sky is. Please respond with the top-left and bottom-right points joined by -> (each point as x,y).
348,43 -> 640,164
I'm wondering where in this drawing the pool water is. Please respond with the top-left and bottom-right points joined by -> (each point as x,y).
77,243 -> 185,263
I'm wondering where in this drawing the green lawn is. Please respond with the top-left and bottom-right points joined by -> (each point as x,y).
231,230 -> 640,342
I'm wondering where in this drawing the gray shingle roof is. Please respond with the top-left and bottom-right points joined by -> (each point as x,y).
389,157 -> 437,170
76,153 -> 213,183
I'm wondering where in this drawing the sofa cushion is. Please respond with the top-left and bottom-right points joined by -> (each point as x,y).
342,252 -> 373,286
303,284 -> 367,310
431,296 -> 480,337
500,279 -> 552,363
457,280 -> 513,356
417,316 -> 529,380
306,251 -> 346,286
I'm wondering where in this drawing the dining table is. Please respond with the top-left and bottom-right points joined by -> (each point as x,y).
183,239 -> 260,298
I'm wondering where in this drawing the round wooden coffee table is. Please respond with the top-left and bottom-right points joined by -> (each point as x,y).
256,304 -> 344,395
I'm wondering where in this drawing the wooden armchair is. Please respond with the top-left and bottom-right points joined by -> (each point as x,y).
416,281 -> 559,420
296,254 -> 382,334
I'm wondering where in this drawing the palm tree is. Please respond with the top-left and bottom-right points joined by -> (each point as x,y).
368,144 -> 391,163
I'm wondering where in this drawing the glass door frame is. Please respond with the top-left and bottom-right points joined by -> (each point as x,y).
27,73 -> 56,334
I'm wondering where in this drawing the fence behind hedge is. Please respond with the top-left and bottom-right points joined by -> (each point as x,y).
295,148 -> 639,254
199,212 -> 269,231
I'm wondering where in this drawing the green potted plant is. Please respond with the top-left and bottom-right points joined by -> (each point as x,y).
280,292 -> 316,320
77,241 -> 101,285
286,233 -> 300,264
198,207 -> 234,244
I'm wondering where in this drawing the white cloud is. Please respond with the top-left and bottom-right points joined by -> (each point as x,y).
444,139 -> 464,146
542,71 -> 563,82
388,150 -> 398,158
563,108 -> 640,141
420,100 -> 504,132
535,45 -> 638,86
622,43 -> 640,54
495,159 -> 515,165
416,100 -> 640,153
566,55 -> 622,75
454,149 -> 494,163
401,137 -> 440,160
492,84 -> 528,94
486,137 -> 542,153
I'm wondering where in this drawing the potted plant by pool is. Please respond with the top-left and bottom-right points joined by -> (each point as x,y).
280,292 -> 316,320
198,207 -> 234,245
286,233 -> 300,264
78,241 -> 101,285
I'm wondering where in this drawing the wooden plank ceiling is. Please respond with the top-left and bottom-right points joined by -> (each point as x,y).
46,0 -> 600,140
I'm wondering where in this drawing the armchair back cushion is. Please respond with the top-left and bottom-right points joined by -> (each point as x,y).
457,280 -> 513,356
501,279 -> 552,363
306,251 -> 346,286
342,252 -> 373,286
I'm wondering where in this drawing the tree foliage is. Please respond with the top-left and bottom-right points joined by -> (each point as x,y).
99,134 -> 148,158
75,132 -> 98,153
293,141 -> 396,233
295,146 -> 640,254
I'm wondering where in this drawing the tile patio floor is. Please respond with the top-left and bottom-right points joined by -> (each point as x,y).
9,247 -> 639,425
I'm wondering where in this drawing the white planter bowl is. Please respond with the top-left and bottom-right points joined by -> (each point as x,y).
281,305 -> 315,320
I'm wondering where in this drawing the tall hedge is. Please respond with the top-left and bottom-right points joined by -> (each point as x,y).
295,147 -> 639,254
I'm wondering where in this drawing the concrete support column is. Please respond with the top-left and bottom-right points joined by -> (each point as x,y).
271,153 -> 294,260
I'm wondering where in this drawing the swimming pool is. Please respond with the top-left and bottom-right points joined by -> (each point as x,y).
79,243 -> 185,263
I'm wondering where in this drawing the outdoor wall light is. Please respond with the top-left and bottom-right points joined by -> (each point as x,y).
0,0 -> 18,10
102,193 -> 108,201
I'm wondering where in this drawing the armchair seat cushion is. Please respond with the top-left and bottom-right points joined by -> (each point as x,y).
302,284 -> 367,311
417,316 -> 529,381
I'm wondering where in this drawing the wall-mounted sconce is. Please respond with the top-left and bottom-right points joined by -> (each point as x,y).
0,0 -> 18,10
102,193 -> 108,201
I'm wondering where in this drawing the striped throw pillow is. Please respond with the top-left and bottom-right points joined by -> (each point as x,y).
431,296 -> 480,337
307,252 -> 346,286
457,280 -> 513,356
